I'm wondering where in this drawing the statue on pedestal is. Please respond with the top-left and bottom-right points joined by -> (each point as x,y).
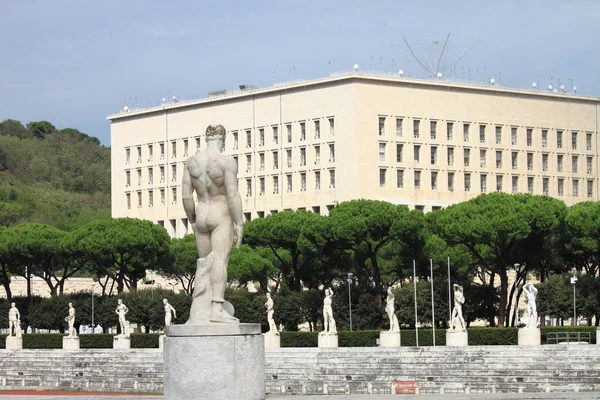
115,299 -> 130,338
523,282 -> 538,329
451,284 -> 466,331
164,299 -> 177,327
321,288 -> 337,334
265,293 -> 278,334
8,302 -> 21,337
182,124 -> 244,325
65,302 -> 77,338
385,287 -> 400,332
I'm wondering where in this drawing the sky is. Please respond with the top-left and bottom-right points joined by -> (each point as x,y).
1,0 -> 599,146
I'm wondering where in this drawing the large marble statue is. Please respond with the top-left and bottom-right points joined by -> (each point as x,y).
115,299 -> 130,337
523,282 -> 538,328
321,288 -> 337,334
265,293 -> 278,334
8,302 -> 21,337
385,287 -> 400,332
164,299 -> 177,327
182,124 -> 244,325
451,284 -> 466,331
65,302 -> 77,338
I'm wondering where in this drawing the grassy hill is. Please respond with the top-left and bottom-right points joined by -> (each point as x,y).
0,119 -> 110,230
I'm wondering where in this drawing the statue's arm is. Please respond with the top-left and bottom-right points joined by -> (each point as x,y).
182,163 -> 196,224
224,158 -> 244,248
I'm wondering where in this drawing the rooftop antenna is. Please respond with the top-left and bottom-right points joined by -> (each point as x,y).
402,34 -> 480,78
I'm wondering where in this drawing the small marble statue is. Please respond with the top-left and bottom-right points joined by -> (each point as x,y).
8,302 -> 21,337
321,288 -> 337,334
65,302 -> 77,338
451,284 -> 466,331
523,282 -> 538,329
385,287 -> 400,332
182,124 -> 244,325
265,293 -> 278,334
115,299 -> 130,338
164,299 -> 177,327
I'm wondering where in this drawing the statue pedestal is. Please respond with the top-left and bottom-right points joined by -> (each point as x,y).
446,330 -> 468,346
159,334 -> 165,349
62,337 -> 80,350
380,331 -> 401,347
164,323 -> 264,400
597,327 -> 600,345
5,336 -> 22,350
518,328 -> 541,345
318,333 -> 338,348
113,337 -> 131,349
264,333 -> 280,348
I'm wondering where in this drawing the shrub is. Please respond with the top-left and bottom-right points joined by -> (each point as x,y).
281,331 -> 318,347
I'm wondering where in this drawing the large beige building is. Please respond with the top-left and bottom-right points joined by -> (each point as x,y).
108,71 -> 600,238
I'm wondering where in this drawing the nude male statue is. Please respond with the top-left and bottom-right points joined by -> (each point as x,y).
385,287 -> 400,332
65,302 -> 77,338
523,282 -> 538,329
182,124 -> 244,324
163,299 -> 177,327
8,302 -> 21,337
451,284 -> 466,331
115,299 -> 129,337
321,288 -> 337,334
265,293 -> 278,334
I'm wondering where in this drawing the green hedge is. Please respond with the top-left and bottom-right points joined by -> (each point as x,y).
0,333 -> 161,349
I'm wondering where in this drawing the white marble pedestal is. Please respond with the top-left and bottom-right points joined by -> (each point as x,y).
264,333 -> 280,348
446,330 -> 468,346
62,337 -> 80,349
113,337 -> 131,349
159,334 -> 165,349
318,333 -> 338,348
5,336 -> 22,350
518,328 -> 541,345
380,331 -> 401,347
164,323 -> 264,400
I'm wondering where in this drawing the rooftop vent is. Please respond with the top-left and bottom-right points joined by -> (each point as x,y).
239,84 -> 257,91
208,89 -> 231,97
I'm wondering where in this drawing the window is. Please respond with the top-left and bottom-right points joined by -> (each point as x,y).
315,146 -> 321,164
447,147 -> 455,166
286,174 -> 292,193
414,170 -> 421,189
314,121 -> 320,139
557,155 -> 563,172
148,144 -> 153,161
573,179 -> 579,197
125,148 -> 131,164
137,146 -> 142,163
448,172 -> 454,191
431,171 -> 438,189
148,190 -> 153,208
528,177 -> 534,194
256,153 -> 263,171
273,176 -> 279,194
286,150 -> 292,168
430,121 -> 437,139
259,129 -> 265,146
300,148 -> 306,166
542,129 -> 548,148
572,131 -> 578,150
379,169 -> 387,187
287,124 -> 292,143
329,118 -> 334,136
527,153 -> 533,170
463,123 -> 470,142
172,187 -> 177,204
558,178 -> 564,196
512,176 -> 518,194
480,174 -> 487,192
396,144 -> 403,162
315,171 -> 321,190
244,179 -> 251,197
273,126 -> 279,144
511,127 -> 517,145
542,154 -> 548,171
496,175 -> 503,192
447,122 -> 454,140
300,122 -> 306,141
160,143 -> 165,160
479,125 -> 486,143
171,164 -> 176,182
396,169 -> 404,188
125,170 -> 131,187
430,146 -> 437,164
464,148 -> 470,167
196,137 -> 201,152
329,144 -> 335,162
414,145 -> 421,163
378,117 -> 386,136
233,132 -> 239,150
246,130 -> 252,148
413,119 -> 420,138
273,151 -> 279,169
300,173 -> 306,191
379,143 -> 386,161
396,118 -> 403,136
587,157 -> 593,174
160,166 -> 165,183
160,189 -> 165,205
480,149 -> 486,167
543,178 -> 549,195
587,133 -> 592,151
126,193 -> 131,209
496,151 -> 502,168
464,173 -> 471,191
526,128 -> 532,146
557,130 -> 563,148
259,178 -> 265,196
329,169 -> 335,188
246,155 -> 252,172
572,155 -> 578,173
511,152 -> 518,169
495,126 -> 502,144
148,167 -> 153,184
183,140 -> 189,156
587,180 -> 594,198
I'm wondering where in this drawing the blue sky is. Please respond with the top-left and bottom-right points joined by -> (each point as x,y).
1,0 -> 598,146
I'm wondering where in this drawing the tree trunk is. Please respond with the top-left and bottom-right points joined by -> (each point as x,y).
370,254 -> 383,307
498,269 -> 508,327
0,265 -> 11,299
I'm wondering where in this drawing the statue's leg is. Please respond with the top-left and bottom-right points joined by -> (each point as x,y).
209,222 -> 237,323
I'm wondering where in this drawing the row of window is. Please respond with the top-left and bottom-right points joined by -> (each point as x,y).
125,139 -> 200,166
377,116 -> 594,150
380,168 -> 594,197
384,144 -> 595,174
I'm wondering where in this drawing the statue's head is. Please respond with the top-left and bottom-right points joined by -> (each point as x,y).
266,293 -> 271,298
453,284 -> 463,292
205,124 -> 226,142
118,299 -> 122,304
163,298 -> 168,304
11,302 -> 15,307
68,302 -> 72,307
387,287 -> 393,295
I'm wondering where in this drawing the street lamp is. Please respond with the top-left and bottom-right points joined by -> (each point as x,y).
513,263 -> 520,327
168,282 -> 178,292
91,283 -> 96,334
570,274 -> 578,326
347,273 -> 353,331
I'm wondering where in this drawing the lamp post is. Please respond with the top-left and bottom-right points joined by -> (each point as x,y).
91,283 -> 96,334
168,282 -> 178,292
513,263 -> 520,327
347,273 -> 353,331
570,275 -> 578,326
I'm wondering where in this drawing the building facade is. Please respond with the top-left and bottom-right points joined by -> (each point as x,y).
108,72 -> 600,238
